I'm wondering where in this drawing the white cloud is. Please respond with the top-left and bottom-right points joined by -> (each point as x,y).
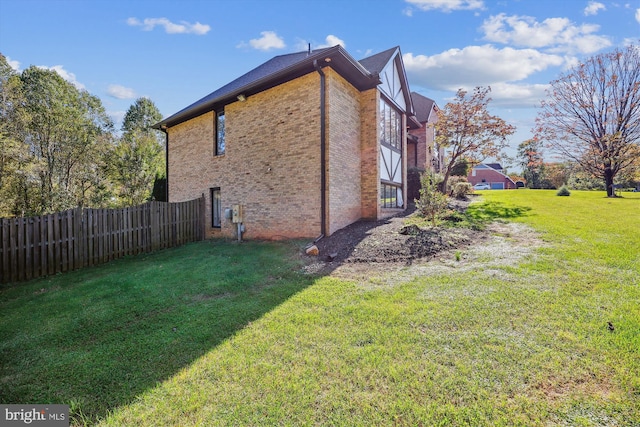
584,1 -> 606,15
403,45 -> 563,91
248,31 -> 286,51
6,56 -> 20,71
37,65 -> 85,90
484,82 -> 550,108
294,35 -> 346,52
405,0 -> 484,13
107,84 -> 136,100
636,8 -> 640,24
481,14 -> 611,54
317,35 -> 346,48
127,17 -> 210,35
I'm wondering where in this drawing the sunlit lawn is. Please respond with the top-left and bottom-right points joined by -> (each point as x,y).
1,190 -> 638,426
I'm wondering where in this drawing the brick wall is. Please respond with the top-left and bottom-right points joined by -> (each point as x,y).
326,69 -> 363,235
168,72 -> 322,239
408,108 -> 438,172
168,68 -> 408,239
360,89 -> 379,220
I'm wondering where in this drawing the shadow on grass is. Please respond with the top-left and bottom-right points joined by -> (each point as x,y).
0,240 -> 315,425
0,200 -> 535,425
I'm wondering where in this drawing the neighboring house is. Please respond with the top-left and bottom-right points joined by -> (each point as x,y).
408,92 -> 441,172
468,163 -> 517,189
154,45 -> 422,240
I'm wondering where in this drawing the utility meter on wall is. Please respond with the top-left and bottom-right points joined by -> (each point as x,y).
231,205 -> 243,223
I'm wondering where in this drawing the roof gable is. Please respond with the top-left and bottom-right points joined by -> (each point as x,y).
360,47 -> 414,115
473,163 -> 503,171
411,92 -> 436,123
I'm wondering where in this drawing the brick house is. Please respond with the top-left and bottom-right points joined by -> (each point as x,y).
406,92 -> 441,200
154,45 -> 421,240
407,92 -> 440,171
467,163 -> 517,189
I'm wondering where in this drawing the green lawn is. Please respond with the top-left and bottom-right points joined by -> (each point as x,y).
1,190 -> 639,426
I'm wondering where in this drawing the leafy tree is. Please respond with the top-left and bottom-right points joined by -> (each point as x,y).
536,44 -> 640,197
433,86 -> 516,193
19,66 -> 114,213
0,53 -> 31,216
110,131 -> 163,205
450,158 -> 470,177
1,58 -> 114,216
544,162 -> 572,189
110,97 -> 164,205
517,139 -> 545,188
122,97 -> 163,140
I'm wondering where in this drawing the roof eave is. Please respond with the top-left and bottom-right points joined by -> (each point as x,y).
154,45 -> 378,129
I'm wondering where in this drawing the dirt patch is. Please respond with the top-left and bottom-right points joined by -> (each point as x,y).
304,199 -> 545,279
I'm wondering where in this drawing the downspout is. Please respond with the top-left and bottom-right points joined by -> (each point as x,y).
160,125 -> 169,202
313,60 -> 327,238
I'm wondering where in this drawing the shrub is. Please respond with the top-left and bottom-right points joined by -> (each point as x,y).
407,167 -> 425,202
415,172 -> 449,225
557,185 -> 571,196
446,176 -> 466,193
452,182 -> 473,199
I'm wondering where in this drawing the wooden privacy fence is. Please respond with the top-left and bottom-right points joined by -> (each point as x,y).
0,197 -> 205,284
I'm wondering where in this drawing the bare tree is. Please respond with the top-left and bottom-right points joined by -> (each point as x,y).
536,44 -> 640,197
434,86 -> 515,193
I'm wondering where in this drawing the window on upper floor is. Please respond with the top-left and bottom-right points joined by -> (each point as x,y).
379,98 -> 402,150
215,110 -> 225,156
379,98 -> 404,209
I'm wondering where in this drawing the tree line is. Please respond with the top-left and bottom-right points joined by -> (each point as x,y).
0,53 -> 165,218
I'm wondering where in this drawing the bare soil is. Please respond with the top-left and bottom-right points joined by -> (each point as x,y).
304,198 -> 544,279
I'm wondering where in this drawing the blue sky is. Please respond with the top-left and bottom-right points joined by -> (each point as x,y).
1,0 -> 639,162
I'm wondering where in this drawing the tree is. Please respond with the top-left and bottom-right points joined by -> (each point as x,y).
122,97 -> 163,140
1,58 -> 114,216
536,44 -> 640,197
110,97 -> 164,206
0,53 -> 33,216
517,139 -> 545,188
450,158 -> 470,177
433,86 -> 516,193
544,162 -> 572,189
19,66 -> 114,213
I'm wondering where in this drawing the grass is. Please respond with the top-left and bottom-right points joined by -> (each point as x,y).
0,240 -> 315,425
2,190 -> 639,426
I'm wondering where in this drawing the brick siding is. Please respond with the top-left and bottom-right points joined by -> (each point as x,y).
168,68 -> 408,239
168,73 -> 322,239
326,69 -> 363,235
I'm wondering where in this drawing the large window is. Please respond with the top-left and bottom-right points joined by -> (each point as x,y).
379,98 -> 403,208
215,110 -> 225,156
380,183 -> 404,209
379,99 -> 402,149
211,187 -> 221,228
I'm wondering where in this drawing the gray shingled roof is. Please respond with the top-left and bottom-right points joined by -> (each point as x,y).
411,92 -> 436,123
155,45 -> 413,129
358,46 -> 399,75
158,48 -> 334,127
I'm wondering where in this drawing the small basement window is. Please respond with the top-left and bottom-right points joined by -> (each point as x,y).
211,187 -> 221,228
